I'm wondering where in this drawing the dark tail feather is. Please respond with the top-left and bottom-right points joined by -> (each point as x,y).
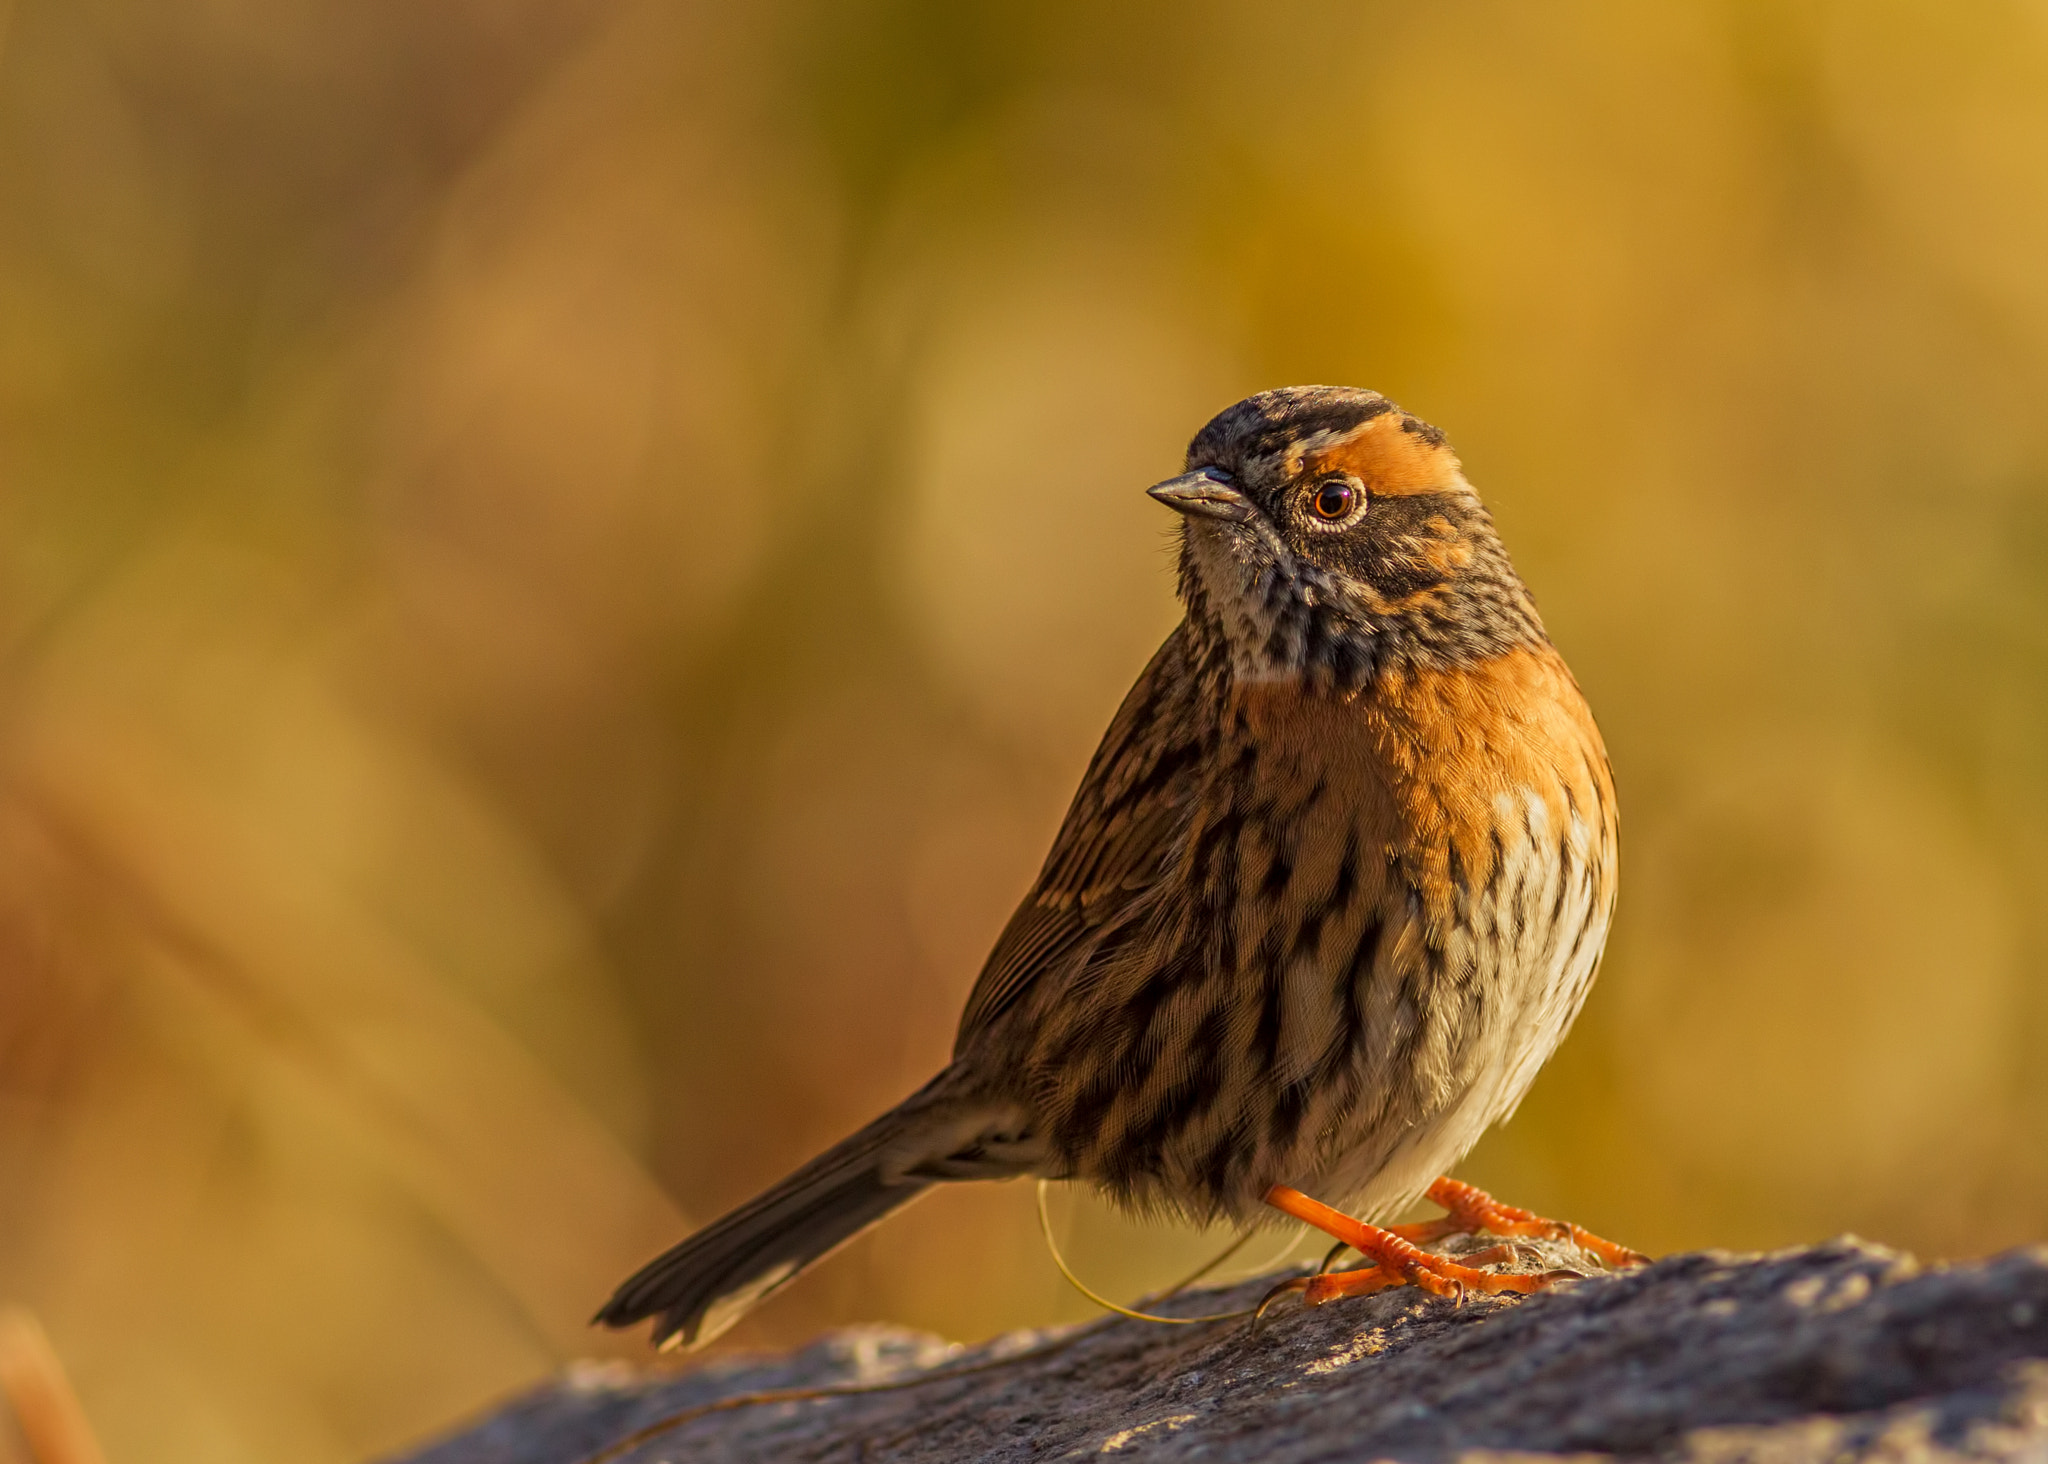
594,1106 -> 939,1350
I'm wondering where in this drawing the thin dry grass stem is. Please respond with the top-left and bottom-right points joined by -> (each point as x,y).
0,1310 -> 108,1464
1033,1181 -> 1255,1326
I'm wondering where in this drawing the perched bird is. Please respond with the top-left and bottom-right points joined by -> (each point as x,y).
599,385 -> 1636,1350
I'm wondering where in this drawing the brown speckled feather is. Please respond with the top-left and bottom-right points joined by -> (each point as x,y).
954,625 -> 1211,1047
960,638 -> 1614,1225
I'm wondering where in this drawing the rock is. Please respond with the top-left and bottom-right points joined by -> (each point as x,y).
389,1236 -> 2048,1463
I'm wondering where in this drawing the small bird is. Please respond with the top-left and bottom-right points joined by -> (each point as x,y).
599,386 -> 1636,1350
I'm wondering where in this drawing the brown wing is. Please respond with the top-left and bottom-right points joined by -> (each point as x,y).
953,623 -> 1211,1051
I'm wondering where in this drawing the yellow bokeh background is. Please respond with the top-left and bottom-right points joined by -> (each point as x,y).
3,1 -> 2047,1459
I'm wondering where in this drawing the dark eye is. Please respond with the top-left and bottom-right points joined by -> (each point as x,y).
1310,478 -> 1358,522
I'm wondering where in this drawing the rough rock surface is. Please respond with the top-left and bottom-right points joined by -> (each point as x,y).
391,1235 -> 2048,1463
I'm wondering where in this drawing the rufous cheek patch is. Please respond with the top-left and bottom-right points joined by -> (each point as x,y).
1300,413 -> 1466,498
1417,528 -> 1475,576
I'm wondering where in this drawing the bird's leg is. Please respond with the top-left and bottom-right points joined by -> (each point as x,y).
1389,1178 -> 1647,1270
1263,1186 -> 1571,1305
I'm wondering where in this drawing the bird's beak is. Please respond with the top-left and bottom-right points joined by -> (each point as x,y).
1147,469 -> 1253,523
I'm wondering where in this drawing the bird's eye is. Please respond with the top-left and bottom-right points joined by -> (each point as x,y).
1309,478 -> 1358,522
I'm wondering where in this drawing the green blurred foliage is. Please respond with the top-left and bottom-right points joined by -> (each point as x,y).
2,1 -> 2047,1459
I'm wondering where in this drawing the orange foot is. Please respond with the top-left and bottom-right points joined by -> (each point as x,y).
1390,1177 -> 1648,1271
1262,1179 -> 1645,1310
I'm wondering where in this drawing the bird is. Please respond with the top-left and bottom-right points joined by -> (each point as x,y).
597,384 -> 1637,1350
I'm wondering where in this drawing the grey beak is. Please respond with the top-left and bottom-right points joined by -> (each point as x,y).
1147,468 -> 1253,522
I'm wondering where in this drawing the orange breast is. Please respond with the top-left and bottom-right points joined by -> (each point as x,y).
1235,644 -> 1614,930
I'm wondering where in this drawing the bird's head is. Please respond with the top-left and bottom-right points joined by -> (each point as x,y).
1150,386 -> 1544,689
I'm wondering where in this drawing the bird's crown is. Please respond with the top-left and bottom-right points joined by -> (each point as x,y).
1186,385 -> 1460,499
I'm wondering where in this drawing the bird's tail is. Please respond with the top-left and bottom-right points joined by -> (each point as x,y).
595,1079 -> 1031,1350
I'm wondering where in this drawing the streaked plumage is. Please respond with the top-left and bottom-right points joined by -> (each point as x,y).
598,385 -> 1621,1349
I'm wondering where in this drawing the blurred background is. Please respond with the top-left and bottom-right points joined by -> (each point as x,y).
2,0 -> 2046,1459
